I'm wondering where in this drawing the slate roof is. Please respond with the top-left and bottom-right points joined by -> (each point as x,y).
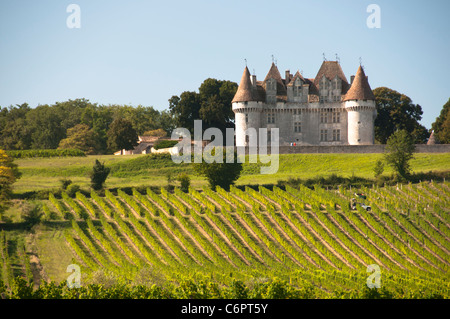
232,60 -> 372,103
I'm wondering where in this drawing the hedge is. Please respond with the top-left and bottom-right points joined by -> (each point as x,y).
6,149 -> 86,158
153,140 -> 178,150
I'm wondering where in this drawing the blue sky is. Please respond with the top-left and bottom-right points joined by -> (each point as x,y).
0,0 -> 449,129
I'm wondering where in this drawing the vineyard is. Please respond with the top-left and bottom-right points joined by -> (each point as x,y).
1,181 -> 449,298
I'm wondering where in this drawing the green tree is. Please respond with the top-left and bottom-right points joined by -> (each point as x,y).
22,204 -> 43,228
169,92 -> 202,133
373,159 -> 385,179
143,128 -> 167,137
58,124 -> 97,154
0,149 -> 21,219
90,160 -> 110,190
431,98 -> 450,144
0,103 -> 32,150
26,104 -> 65,149
81,104 -> 113,154
176,173 -> 190,192
106,118 -> 138,154
169,78 -> 238,134
373,87 -> 428,144
193,149 -> 242,190
384,129 -> 415,180
198,78 -> 237,132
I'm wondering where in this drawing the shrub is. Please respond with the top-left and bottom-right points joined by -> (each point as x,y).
176,173 -> 191,192
373,159 -> 385,178
193,149 -> 242,191
384,129 -> 415,180
6,149 -> 85,158
59,179 -> 73,190
22,204 -> 43,227
90,160 -> 110,190
66,184 -> 80,197
153,140 -> 178,150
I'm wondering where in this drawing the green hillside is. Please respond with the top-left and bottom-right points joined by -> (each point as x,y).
11,152 -> 450,193
1,181 -> 449,298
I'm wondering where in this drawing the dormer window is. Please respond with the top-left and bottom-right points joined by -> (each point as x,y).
333,77 -> 341,90
294,78 -> 302,97
266,78 -> 277,104
267,78 -> 276,91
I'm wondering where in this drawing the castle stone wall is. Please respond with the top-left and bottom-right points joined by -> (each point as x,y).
234,144 -> 450,154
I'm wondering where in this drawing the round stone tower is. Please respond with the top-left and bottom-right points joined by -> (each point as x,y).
232,67 -> 263,147
343,66 -> 377,145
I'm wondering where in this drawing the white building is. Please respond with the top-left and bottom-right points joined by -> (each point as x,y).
232,59 -> 377,146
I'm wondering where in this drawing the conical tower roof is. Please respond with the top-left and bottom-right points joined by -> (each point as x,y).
232,67 -> 254,103
343,66 -> 375,101
427,131 -> 439,145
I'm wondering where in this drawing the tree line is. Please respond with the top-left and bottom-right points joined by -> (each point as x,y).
0,99 -> 175,154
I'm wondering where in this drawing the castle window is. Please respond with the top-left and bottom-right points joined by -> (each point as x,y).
320,129 -> 328,142
245,113 -> 248,123
332,111 -> 340,123
320,111 -> 328,123
320,96 -> 327,103
333,129 -> 341,141
267,129 -> 271,143
333,78 -> 340,90
294,78 -> 302,98
294,122 -> 301,133
294,85 -> 302,98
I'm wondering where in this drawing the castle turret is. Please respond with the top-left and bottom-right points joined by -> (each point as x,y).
343,66 -> 376,145
232,67 -> 264,146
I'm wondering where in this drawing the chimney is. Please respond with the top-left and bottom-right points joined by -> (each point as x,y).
285,70 -> 290,85
251,74 -> 257,87
350,75 -> 355,84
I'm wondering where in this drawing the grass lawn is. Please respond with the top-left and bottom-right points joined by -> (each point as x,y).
11,152 -> 450,193
31,223 -> 76,283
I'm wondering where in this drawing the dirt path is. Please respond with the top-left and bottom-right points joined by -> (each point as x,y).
383,212 -> 450,270
307,212 -> 366,268
384,187 -> 450,237
366,187 -> 450,261
325,213 -> 389,270
118,196 -> 185,265
175,193 -> 255,266
356,212 -> 425,270
201,191 -> 283,264
143,193 -> 218,265
255,190 -> 352,269
215,191 -> 304,267
225,192 -> 308,268
133,195 -> 201,265
25,234 -> 49,288
368,212 -> 442,270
